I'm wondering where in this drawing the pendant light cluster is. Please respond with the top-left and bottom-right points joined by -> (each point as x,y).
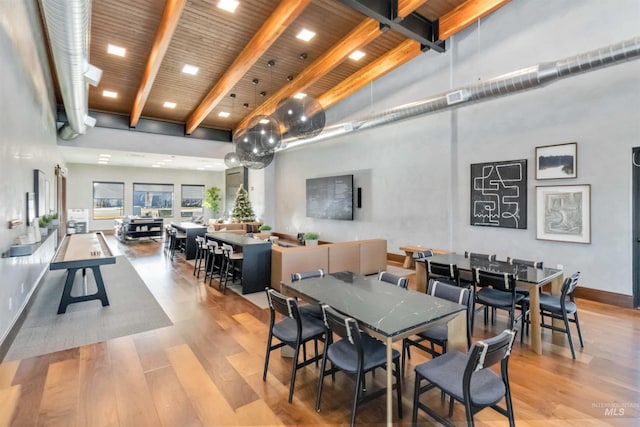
224,60 -> 326,169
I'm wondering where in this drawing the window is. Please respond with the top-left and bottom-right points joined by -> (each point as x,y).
133,183 -> 174,218
181,185 -> 204,218
93,182 -> 124,220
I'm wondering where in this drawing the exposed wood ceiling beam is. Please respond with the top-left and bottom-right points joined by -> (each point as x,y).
130,0 -> 186,128
235,0 -> 429,132
317,0 -> 512,112
185,0 -> 312,135
439,0 -> 511,40
317,39 -> 421,109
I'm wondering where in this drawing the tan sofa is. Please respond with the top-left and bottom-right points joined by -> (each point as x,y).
271,239 -> 387,291
206,222 -> 246,234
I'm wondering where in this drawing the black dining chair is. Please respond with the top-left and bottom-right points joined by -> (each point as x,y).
291,269 -> 325,319
263,288 -> 325,403
403,279 -> 473,375
377,271 -> 409,289
412,329 -> 517,427
414,249 -> 434,260
524,271 -> 584,359
465,251 -> 497,261
192,235 -> 207,277
472,269 -> 525,337
426,259 -> 462,287
316,304 -> 402,426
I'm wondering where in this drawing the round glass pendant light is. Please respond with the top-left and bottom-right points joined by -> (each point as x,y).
247,114 -> 282,152
275,95 -> 325,140
224,151 -> 241,168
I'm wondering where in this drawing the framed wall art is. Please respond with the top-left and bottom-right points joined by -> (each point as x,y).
470,159 -> 527,229
535,142 -> 577,179
536,184 -> 590,244
34,169 -> 46,217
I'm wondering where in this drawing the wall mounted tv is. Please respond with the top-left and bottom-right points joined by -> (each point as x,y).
306,174 -> 354,220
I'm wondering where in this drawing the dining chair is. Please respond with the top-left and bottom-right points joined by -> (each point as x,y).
412,329 -> 517,427
377,271 -> 409,289
205,240 -> 224,285
524,271 -> 584,359
465,251 -> 497,261
414,249 -> 434,260
291,269 -> 325,319
472,269 -> 525,337
426,259 -> 462,287
263,289 -> 325,403
403,280 -> 472,375
316,304 -> 402,426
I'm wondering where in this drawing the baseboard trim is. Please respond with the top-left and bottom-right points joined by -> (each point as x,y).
575,287 -> 634,308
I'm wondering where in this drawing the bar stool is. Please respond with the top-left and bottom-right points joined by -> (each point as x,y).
193,236 -> 207,277
221,243 -> 243,293
205,240 -> 224,285
168,228 -> 187,260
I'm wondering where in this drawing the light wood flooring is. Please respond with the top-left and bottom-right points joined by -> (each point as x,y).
0,236 -> 638,426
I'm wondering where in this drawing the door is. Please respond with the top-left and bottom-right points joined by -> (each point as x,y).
632,148 -> 640,308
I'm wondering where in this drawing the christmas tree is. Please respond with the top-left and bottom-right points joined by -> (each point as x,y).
231,184 -> 255,222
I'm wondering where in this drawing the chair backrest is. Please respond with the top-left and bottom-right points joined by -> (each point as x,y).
266,288 -> 301,321
427,279 -> 473,348
561,271 -> 581,302
427,260 -> 459,285
377,271 -> 409,289
464,329 -> 516,381
321,305 -> 363,355
414,249 -> 434,260
291,269 -> 325,282
221,243 -> 234,256
473,268 -> 516,292
465,251 -> 497,261
507,257 -> 543,269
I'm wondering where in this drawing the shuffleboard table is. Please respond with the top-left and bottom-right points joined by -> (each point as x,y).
50,232 -> 116,314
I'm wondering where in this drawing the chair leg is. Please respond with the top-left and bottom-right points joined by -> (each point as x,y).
564,314 -> 576,359
288,343 -> 300,403
573,312 -> 585,348
263,333 -> 273,381
412,375 -> 421,423
315,350 -> 328,412
351,370 -> 363,427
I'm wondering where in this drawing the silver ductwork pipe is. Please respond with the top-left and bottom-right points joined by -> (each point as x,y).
284,36 -> 640,149
40,0 -> 100,140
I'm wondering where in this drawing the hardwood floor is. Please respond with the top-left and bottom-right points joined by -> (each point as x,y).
1,237 -> 638,426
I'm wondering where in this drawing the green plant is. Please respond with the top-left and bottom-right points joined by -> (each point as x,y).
202,186 -> 222,216
259,224 -> 272,231
38,216 -> 49,228
51,212 -> 59,220
303,232 -> 319,240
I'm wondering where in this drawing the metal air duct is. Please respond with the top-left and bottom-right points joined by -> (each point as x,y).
284,36 -> 640,149
40,0 -> 100,140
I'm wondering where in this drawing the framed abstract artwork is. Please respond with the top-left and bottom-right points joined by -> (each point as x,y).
470,159 -> 527,229
536,184 -> 591,243
535,142 -> 577,179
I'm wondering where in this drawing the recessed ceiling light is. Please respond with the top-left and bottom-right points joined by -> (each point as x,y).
217,0 -> 239,13
163,159 -> 173,162
196,167 -> 205,170
218,111 -> 230,118
107,44 -> 126,57
294,92 -> 307,99
349,50 -> 366,61
296,29 -> 316,42
163,101 -> 176,108
182,64 -> 199,75
259,118 -> 270,124
99,153 -> 111,158
103,90 -> 118,98
98,161 -> 109,165
152,164 -> 161,168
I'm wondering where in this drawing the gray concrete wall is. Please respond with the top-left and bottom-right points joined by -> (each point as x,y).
274,0 -> 640,295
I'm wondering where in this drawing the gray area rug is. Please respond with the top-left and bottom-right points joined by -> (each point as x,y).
4,256 -> 172,361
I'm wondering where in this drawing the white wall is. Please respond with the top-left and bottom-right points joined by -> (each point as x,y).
0,0 -> 64,344
274,0 -> 640,295
66,163 -> 225,231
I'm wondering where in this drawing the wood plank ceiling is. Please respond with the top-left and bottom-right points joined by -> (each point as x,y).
83,0 -> 511,140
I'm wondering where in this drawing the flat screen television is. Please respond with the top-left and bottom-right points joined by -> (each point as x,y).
306,174 -> 354,220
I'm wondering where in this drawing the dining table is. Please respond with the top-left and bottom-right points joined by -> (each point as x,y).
421,253 -> 564,355
281,271 -> 467,426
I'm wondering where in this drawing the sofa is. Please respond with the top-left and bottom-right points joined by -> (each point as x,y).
271,239 -> 387,291
206,222 -> 248,234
